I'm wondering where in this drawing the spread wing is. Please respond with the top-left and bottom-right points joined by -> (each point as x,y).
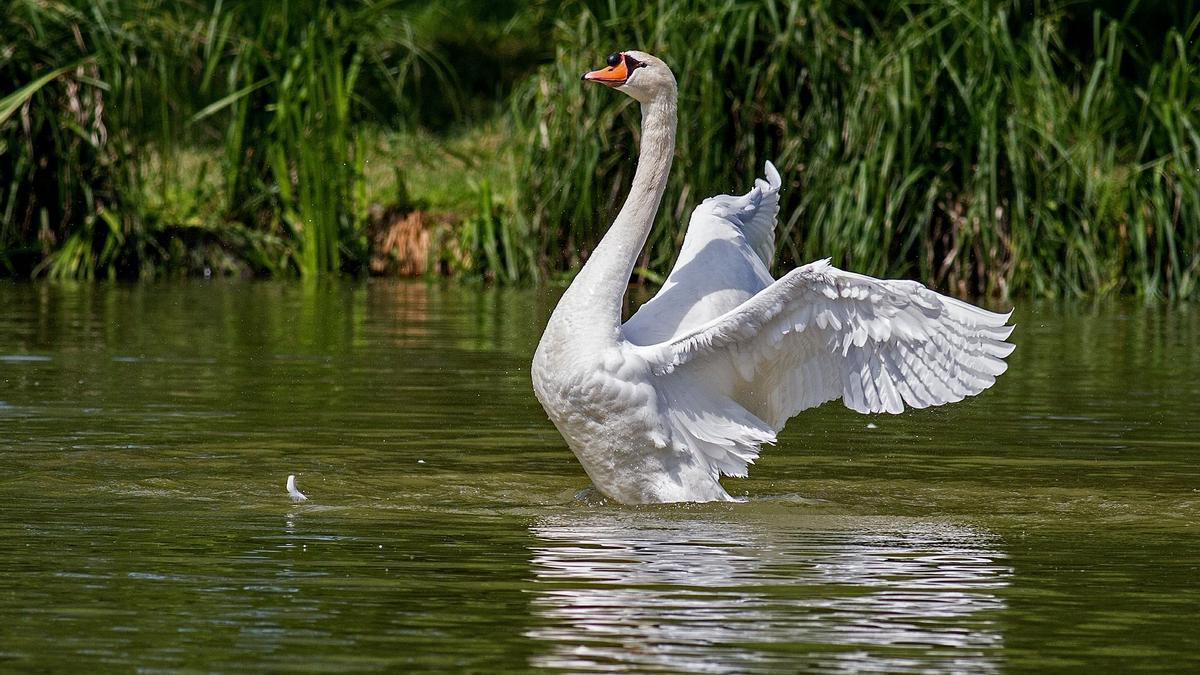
631,259 -> 1015,480
622,162 -> 781,346
638,259 -> 1016,428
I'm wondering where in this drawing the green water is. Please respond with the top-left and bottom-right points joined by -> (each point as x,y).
1,281 -> 1197,672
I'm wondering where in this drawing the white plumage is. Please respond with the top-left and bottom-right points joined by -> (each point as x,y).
532,51 -> 1014,504
286,474 -> 308,502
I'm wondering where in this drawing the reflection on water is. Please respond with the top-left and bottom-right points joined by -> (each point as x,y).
528,512 -> 1010,673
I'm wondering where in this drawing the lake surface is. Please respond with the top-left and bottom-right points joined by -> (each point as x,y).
1,281 -> 1197,672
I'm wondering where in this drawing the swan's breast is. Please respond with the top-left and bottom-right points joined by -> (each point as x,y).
532,336 -> 733,503
531,343 -> 665,451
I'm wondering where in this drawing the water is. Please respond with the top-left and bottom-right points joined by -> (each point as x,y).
1,281 -> 1197,671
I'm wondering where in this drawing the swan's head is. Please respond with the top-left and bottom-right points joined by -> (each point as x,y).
582,50 -> 676,103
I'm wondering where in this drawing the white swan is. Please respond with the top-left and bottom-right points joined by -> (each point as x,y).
531,51 -> 1014,505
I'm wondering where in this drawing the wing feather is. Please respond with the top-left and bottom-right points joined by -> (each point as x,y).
622,162 -> 782,346
622,169 -> 1013,483
635,259 -> 1015,433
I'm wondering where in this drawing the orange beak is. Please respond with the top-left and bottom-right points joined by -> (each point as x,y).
582,59 -> 630,86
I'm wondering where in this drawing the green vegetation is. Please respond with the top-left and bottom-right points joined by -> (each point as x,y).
513,0 -> 1200,297
2,0 -> 1198,298
1,0 -> 457,278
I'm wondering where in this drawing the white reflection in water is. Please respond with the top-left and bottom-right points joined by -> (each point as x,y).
527,512 -> 1011,673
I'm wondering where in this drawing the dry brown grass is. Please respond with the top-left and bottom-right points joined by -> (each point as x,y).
368,206 -> 465,276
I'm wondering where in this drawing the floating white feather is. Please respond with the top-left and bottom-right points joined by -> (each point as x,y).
286,474 -> 308,502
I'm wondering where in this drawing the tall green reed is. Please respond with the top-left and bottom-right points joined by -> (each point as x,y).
194,1 -> 385,276
1,0 -> 448,278
508,0 -> 1200,299
190,0 -> 458,276
1,0 -> 290,278
0,1 -> 137,278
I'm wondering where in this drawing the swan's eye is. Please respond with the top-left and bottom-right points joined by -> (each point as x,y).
606,52 -> 621,67
623,53 -> 647,71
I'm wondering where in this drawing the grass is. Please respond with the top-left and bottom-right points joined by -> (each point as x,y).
1,1 -> 129,277
507,0 -> 1200,298
186,0 -> 454,276
1,0 -> 1198,298
363,125 -> 516,215
1,0 -> 450,279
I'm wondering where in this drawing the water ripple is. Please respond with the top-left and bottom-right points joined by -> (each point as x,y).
526,513 -> 1011,673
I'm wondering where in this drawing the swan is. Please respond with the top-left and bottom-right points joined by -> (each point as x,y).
531,51 -> 1014,505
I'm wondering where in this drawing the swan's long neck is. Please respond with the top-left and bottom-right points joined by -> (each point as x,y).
558,92 -> 677,347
